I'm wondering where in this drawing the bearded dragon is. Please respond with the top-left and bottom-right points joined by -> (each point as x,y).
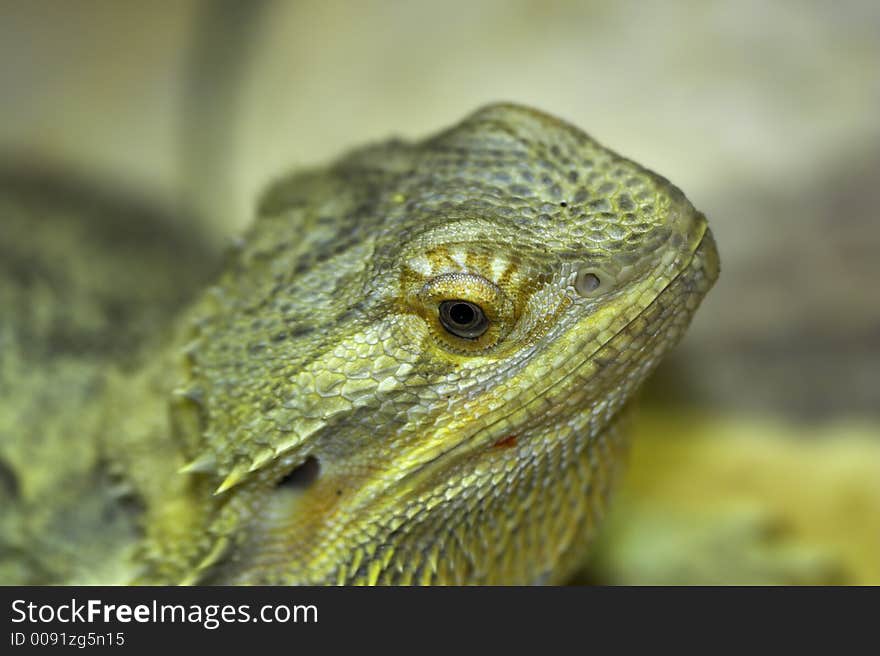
0,103 -> 718,584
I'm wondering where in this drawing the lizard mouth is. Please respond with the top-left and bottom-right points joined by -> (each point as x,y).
687,219 -> 720,289
238,216 -> 721,584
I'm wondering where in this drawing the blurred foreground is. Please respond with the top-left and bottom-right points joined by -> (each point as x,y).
589,411 -> 880,584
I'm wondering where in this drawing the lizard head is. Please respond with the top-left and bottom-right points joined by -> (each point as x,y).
172,103 -> 718,584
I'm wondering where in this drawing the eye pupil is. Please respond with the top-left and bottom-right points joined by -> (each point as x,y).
448,302 -> 475,326
439,300 -> 489,339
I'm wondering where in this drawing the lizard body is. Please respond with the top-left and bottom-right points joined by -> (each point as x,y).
1,104 -> 718,584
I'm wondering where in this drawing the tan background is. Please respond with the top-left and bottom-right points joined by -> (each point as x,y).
3,0 -> 878,419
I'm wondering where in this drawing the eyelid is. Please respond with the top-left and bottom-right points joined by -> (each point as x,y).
416,273 -> 508,318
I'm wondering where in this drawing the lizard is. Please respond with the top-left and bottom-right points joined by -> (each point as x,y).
0,103 -> 718,584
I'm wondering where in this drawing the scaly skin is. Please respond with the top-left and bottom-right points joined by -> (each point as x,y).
1,104 -> 718,584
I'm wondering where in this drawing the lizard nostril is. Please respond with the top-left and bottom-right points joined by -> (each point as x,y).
276,456 -> 321,490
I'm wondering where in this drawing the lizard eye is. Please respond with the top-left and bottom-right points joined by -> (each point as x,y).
408,271 -> 511,353
439,300 -> 489,339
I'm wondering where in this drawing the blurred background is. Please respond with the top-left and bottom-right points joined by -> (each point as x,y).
1,0 -> 878,583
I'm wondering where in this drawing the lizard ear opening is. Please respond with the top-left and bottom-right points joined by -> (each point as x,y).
275,456 -> 321,490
